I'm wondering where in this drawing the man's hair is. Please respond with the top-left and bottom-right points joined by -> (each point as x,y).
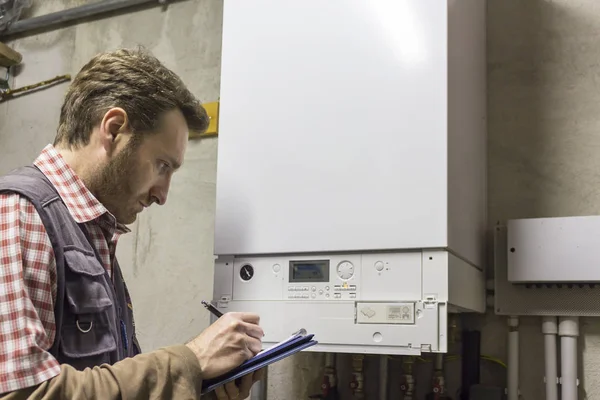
54,47 -> 209,148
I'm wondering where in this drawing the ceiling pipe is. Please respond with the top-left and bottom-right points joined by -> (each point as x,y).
1,0 -> 166,38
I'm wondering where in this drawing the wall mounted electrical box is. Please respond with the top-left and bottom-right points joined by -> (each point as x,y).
495,217 -> 600,317
507,216 -> 600,283
213,0 -> 487,355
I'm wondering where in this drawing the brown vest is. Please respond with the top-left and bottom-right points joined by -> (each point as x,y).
0,165 -> 141,369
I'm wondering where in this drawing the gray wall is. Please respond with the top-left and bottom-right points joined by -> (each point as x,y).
2,0 -> 600,399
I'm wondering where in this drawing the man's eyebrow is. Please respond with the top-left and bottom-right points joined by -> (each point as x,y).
165,155 -> 182,170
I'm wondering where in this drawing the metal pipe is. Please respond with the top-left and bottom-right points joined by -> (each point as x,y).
559,317 -> 579,400
401,357 -> 415,400
379,355 -> 388,400
542,317 -> 558,400
325,353 -> 335,367
507,316 -> 519,400
350,355 -> 365,399
432,353 -> 445,399
1,0 -> 161,37
434,353 -> 443,372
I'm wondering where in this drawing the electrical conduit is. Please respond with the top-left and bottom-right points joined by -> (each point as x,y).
507,317 -> 519,400
542,317 -> 558,400
559,317 -> 579,400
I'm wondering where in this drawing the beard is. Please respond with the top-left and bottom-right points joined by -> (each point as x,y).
89,140 -> 144,225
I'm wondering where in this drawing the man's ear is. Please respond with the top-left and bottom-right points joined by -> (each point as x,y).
99,107 -> 131,155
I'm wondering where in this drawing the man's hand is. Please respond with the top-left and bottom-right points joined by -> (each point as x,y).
213,369 -> 265,400
186,312 -> 264,379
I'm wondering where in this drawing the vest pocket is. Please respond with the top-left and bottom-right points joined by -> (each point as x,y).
60,317 -> 117,358
59,249 -> 118,369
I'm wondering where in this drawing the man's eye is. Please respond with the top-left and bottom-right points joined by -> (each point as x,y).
158,161 -> 169,173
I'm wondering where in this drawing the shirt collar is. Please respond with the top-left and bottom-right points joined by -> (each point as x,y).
33,144 -> 130,233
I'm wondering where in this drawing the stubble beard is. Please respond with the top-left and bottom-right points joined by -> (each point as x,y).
89,141 -> 141,225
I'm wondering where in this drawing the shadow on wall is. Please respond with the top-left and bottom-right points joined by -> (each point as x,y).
487,1 -> 600,400
488,0 -> 600,223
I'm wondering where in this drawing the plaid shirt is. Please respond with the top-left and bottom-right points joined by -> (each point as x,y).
0,144 -> 129,394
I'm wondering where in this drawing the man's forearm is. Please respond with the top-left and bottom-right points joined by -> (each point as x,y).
0,345 -> 206,400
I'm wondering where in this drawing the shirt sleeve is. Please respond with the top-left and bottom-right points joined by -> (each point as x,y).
0,193 -> 61,394
0,345 -> 208,400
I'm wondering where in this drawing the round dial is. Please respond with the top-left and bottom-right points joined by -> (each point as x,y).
240,264 -> 254,281
337,261 -> 355,280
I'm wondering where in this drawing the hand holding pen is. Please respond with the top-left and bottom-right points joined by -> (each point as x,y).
201,300 -> 265,399
186,302 -> 263,378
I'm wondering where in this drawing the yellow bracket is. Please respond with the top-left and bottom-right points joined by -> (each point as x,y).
190,101 -> 219,140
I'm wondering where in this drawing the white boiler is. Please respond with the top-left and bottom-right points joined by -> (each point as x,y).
212,0 -> 487,355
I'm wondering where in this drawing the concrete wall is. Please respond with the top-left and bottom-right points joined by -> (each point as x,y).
2,0 -> 600,399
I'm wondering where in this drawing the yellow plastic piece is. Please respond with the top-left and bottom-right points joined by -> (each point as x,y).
190,101 -> 219,139
203,101 -> 219,134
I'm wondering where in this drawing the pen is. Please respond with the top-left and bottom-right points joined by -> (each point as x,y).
201,300 -> 224,318
203,300 -> 267,337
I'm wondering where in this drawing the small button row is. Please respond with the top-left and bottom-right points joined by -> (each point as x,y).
332,292 -> 356,299
287,293 -> 318,299
288,293 -> 309,299
334,285 -> 357,291
288,286 -> 309,291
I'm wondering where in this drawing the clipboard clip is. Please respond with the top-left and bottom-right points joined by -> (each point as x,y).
291,328 -> 307,336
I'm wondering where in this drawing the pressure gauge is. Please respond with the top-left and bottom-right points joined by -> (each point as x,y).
240,264 -> 254,281
337,261 -> 354,280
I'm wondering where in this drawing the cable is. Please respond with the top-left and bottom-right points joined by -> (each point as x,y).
0,74 -> 71,101
480,355 -> 507,369
391,353 -> 508,368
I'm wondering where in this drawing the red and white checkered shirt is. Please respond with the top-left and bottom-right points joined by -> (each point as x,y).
0,144 -> 129,394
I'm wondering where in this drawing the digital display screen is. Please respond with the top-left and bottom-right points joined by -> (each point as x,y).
289,260 -> 330,282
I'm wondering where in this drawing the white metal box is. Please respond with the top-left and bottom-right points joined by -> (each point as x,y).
507,216 -> 600,283
495,223 -> 600,317
213,0 -> 487,354
215,0 -> 487,268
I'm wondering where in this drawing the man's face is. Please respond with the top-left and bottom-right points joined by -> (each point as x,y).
92,109 -> 189,225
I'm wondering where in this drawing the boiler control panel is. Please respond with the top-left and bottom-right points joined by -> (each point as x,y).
217,254 -> 368,304
213,252 -> 428,314
285,259 -> 357,301
212,250 -> 480,355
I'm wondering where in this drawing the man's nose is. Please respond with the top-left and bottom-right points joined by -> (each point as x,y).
150,182 -> 169,206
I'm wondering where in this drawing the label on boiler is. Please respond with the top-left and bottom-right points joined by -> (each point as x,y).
356,302 -> 415,324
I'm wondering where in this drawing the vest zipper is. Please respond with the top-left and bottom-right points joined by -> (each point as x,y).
106,277 -> 124,359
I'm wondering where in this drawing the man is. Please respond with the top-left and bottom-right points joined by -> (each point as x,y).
0,48 -> 263,400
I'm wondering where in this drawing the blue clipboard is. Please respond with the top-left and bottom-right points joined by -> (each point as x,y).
240,333 -> 314,370
201,334 -> 318,394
